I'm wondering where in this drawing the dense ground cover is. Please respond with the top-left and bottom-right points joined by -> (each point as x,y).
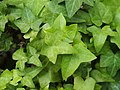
0,0 -> 120,90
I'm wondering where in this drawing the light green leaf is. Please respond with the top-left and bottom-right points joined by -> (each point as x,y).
21,76 -> 35,88
24,67 -> 43,78
16,60 -> 27,71
14,19 -> 30,33
111,26 -> 120,48
44,14 -> 77,45
100,51 -> 120,76
61,43 -> 96,80
28,54 -> 42,67
31,19 -> 42,31
91,70 -> 114,82
17,88 -> 25,90
24,0 -> 48,16
87,25 -> 114,53
24,30 -> 38,41
14,8 -> 41,33
74,76 -> 96,90
0,69 -> 13,89
41,41 -> 74,64
38,71 -> 50,89
83,0 -> 94,6
0,15 -> 8,32
12,48 -> 27,61
8,8 -> 22,21
10,69 -> 22,86
65,0 -> 83,18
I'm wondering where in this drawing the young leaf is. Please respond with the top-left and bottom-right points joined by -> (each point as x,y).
61,43 -> 96,80
87,25 -> 114,53
41,41 -> 74,64
65,0 -> 83,18
28,54 -> 42,67
74,76 -> 96,90
21,76 -> 35,88
111,26 -> 120,48
12,48 -> 28,61
0,69 -> 13,90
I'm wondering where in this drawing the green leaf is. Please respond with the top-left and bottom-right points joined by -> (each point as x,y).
109,82 -> 120,90
12,48 -> 28,61
41,41 -> 74,64
24,0 -> 48,16
24,67 -> 43,78
91,70 -> 114,82
17,88 -> 25,90
16,60 -> 26,71
38,71 -> 50,89
0,32 -> 13,51
44,14 -> 77,44
74,76 -> 96,90
0,15 -> 8,32
0,69 -> 13,89
100,51 -> 120,76
87,25 -> 114,53
14,8 -> 41,33
61,43 -> 96,80
40,1 -> 67,25
10,69 -> 22,86
89,1 -> 113,26
28,54 -> 42,67
65,0 -> 83,18
21,76 -> 35,88
111,26 -> 120,48
84,0 -> 94,6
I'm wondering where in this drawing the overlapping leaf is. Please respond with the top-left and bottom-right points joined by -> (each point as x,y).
100,51 -> 120,76
41,14 -> 77,64
87,25 -> 115,53
61,43 -> 96,80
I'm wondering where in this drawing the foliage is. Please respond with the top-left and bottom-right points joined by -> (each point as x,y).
0,0 -> 120,90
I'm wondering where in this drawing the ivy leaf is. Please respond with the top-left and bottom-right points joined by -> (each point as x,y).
89,1 -> 113,26
74,76 -> 96,90
40,1 -> 67,25
87,25 -> 114,53
111,26 -> 120,48
41,41 -> 74,64
24,67 -> 43,79
84,0 -> 94,6
91,70 -> 115,82
0,15 -> 8,32
12,48 -> 28,70
12,48 -> 28,61
14,8 -> 42,33
28,54 -> 42,67
100,51 -> 120,76
0,69 -> 13,90
65,0 -> 83,18
44,14 -> 77,44
10,69 -> 22,86
21,76 -> 35,88
24,0 -> 48,16
61,43 -> 96,80
38,71 -> 50,89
